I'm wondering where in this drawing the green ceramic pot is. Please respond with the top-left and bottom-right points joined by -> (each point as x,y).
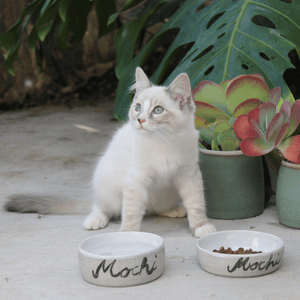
276,161 -> 300,229
199,148 -> 265,219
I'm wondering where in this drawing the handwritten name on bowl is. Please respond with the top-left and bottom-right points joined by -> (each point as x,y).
227,253 -> 281,273
92,255 -> 158,279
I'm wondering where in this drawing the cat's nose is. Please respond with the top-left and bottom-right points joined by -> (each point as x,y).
138,118 -> 145,124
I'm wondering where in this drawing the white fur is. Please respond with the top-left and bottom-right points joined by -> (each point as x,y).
83,67 -> 216,237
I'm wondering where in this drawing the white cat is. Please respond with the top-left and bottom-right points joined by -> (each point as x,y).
4,67 -> 216,237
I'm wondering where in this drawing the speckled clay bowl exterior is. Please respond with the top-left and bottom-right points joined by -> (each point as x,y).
196,230 -> 284,277
79,232 -> 165,287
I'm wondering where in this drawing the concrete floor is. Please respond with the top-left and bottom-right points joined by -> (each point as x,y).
1,104 -> 299,300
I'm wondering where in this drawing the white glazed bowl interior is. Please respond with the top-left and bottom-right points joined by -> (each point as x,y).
196,230 -> 284,277
79,232 -> 165,287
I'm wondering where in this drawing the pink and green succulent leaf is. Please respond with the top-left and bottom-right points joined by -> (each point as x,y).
213,121 -> 232,136
217,129 -> 238,151
251,74 -> 265,82
214,116 -> 230,123
277,135 -> 300,164
217,129 -> 236,145
228,74 -> 264,83
198,142 -> 207,149
270,87 -> 281,106
240,137 -> 274,156
228,117 -> 236,127
233,115 -> 259,140
199,128 -> 214,145
250,119 -> 265,139
211,136 -> 219,151
209,123 -> 217,132
274,122 -> 290,147
265,112 -> 285,144
258,102 -> 277,132
194,101 -> 230,123
247,107 -> 260,124
285,100 -> 300,138
279,100 -> 291,122
225,75 -> 271,115
221,137 -> 237,151
293,124 -> 300,136
233,98 -> 262,118
192,81 -> 227,113
219,79 -> 231,91
195,116 -> 210,129
212,122 -> 233,151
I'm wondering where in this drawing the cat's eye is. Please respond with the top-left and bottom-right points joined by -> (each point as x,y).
153,106 -> 164,114
135,103 -> 142,112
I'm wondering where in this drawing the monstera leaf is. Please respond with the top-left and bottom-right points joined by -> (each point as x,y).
114,0 -> 300,121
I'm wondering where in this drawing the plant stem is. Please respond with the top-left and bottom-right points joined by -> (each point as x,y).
274,147 -> 285,161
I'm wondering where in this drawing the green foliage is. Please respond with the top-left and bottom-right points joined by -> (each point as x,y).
113,0 -> 300,121
108,0 -> 146,26
1,0 -> 300,125
0,0 -> 43,75
0,0 -> 118,75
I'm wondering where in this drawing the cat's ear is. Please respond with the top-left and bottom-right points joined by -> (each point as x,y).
131,67 -> 152,93
167,73 -> 191,108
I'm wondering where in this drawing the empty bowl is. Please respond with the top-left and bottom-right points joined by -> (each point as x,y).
78,232 -> 165,287
196,230 -> 284,277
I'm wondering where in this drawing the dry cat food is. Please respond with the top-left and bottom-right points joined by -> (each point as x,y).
213,246 -> 262,254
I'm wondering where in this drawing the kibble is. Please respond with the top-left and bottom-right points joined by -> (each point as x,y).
212,246 -> 262,254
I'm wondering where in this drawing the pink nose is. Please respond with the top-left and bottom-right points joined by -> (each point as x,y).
138,118 -> 145,124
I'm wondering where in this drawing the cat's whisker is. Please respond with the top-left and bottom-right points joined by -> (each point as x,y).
154,131 -> 166,147
156,131 -> 170,145
155,132 -> 176,150
157,128 -> 173,140
156,128 -> 175,147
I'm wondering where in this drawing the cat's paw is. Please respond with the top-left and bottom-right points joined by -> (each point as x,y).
83,214 -> 109,230
158,206 -> 187,218
193,223 -> 216,238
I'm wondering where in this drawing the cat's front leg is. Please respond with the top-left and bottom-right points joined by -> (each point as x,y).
120,168 -> 151,232
175,164 -> 216,237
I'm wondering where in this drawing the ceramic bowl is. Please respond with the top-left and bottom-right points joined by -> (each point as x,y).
196,230 -> 284,277
78,232 -> 165,287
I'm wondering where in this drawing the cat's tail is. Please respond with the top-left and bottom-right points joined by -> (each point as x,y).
3,194 -> 91,215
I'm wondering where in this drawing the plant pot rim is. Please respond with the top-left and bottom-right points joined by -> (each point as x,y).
281,160 -> 300,170
198,148 -> 244,157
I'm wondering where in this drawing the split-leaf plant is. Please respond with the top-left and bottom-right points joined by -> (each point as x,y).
114,0 -> 300,121
1,0 -> 300,123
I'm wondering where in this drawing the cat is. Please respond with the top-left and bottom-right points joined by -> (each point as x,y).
4,67 -> 216,237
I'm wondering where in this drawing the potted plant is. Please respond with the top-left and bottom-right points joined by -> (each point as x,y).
233,93 -> 300,228
193,74 -> 278,220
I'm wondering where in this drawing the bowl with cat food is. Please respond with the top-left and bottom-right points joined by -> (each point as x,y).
78,232 -> 165,287
196,230 -> 284,278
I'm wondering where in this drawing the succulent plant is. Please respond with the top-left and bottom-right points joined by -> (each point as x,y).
197,117 -> 239,151
233,90 -> 300,164
193,74 -> 284,151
